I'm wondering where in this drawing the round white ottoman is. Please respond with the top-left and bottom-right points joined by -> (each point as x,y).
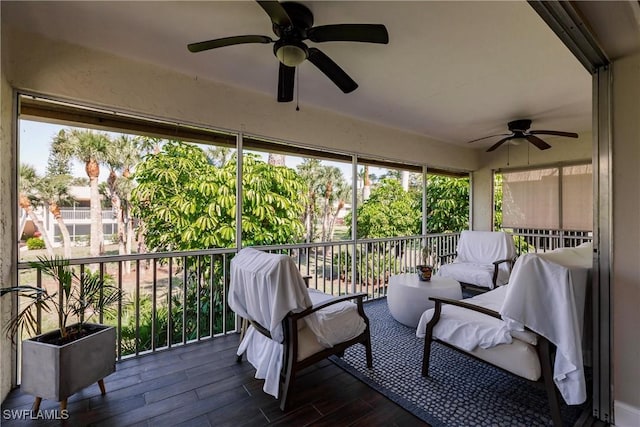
387,273 -> 462,327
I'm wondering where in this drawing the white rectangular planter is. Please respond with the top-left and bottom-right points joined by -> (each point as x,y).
21,323 -> 116,402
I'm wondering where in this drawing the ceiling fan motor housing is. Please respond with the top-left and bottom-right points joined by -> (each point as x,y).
273,2 -> 314,38
272,3 -> 313,66
508,119 -> 532,133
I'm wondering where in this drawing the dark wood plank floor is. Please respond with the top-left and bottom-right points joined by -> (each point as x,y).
1,334 -> 428,427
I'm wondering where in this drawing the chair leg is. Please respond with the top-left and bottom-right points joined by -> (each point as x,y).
364,333 -> 373,369
98,378 -> 107,395
538,337 -> 563,427
279,366 -> 296,411
32,397 -> 42,412
422,302 -> 441,377
421,331 -> 433,377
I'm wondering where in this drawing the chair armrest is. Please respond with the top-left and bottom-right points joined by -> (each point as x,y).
492,258 -> 515,268
290,292 -> 367,320
428,296 -> 536,334
491,258 -> 516,286
302,276 -> 312,287
429,296 -> 502,320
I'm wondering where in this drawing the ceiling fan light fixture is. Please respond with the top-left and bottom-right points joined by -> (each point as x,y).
508,138 -> 523,146
275,42 -> 308,67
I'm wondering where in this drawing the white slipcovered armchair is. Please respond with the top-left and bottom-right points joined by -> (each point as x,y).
436,230 -> 517,292
418,242 -> 593,426
228,248 -> 372,411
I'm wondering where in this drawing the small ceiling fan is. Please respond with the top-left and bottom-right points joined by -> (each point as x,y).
467,119 -> 579,152
187,0 -> 389,102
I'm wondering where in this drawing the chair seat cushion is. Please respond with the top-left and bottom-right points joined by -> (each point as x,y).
296,325 -> 326,361
454,338 -> 541,381
437,262 -> 506,289
416,285 -> 541,380
305,289 -> 367,348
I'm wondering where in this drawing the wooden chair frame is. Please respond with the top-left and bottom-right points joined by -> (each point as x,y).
421,296 -> 563,427
239,292 -> 373,411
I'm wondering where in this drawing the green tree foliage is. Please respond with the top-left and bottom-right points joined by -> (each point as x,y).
424,175 -> 470,233
241,153 -> 307,246
131,141 -> 306,251
347,174 -> 469,238
26,237 -> 46,250
347,178 -> 421,238
127,143 -> 306,353
493,173 -> 503,230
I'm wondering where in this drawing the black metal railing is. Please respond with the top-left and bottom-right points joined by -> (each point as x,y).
13,229 -> 590,380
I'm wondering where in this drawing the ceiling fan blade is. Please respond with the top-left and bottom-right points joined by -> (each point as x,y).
307,24 -> 389,44
486,136 -> 512,152
529,130 -> 579,138
188,35 -> 273,52
526,135 -> 552,150
256,0 -> 292,27
466,133 -> 511,144
277,63 -> 295,102
307,48 -> 358,93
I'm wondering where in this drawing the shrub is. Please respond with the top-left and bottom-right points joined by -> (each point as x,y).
26,237 -> 45,250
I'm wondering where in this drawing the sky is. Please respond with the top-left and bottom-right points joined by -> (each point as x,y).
18,119 -> 391,183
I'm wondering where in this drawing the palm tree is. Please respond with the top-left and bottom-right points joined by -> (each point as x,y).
327,180 -> 350,241
136,136 -> 163,156
297,159 -> 324,243
319,166 -> 344,242
207,146 -> 233,167
36,174 -> 73,258
19,165 -> 54,256
401,170 -> 410,191
361,165 -> 372,201
104,135 -> 140,272
53,129 -> 109,257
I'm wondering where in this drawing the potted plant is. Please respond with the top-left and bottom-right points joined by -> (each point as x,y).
1,256 -> 123,412
416,245 -> 434,282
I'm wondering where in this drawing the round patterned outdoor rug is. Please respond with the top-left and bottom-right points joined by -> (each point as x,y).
331,298 -> 587,427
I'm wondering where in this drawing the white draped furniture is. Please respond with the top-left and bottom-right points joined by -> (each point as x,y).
418,243 -> 592,426
228,248 -> 373,411
436,230 -> 517,292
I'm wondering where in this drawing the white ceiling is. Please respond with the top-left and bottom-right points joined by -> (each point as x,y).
3,1 -> 596,149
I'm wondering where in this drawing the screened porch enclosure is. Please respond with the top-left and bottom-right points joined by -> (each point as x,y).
11,92 -> 594,375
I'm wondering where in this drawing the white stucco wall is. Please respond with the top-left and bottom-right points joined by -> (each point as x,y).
0,56 -> 16,402
611,52 -> 640,426
471,132 -> 593,231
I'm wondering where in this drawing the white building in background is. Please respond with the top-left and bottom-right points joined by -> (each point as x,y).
21,185 -> 117,245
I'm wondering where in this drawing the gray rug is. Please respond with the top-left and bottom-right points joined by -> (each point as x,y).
331,298 -> 587,427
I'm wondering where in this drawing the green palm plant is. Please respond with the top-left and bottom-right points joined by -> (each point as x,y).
1,256 -> 123,343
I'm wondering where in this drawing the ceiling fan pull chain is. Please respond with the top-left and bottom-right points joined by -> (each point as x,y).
507,142 -> 510,166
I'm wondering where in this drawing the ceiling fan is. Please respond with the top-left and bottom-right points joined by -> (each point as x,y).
187,0 -> 389,102
468,119 -> 579,152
